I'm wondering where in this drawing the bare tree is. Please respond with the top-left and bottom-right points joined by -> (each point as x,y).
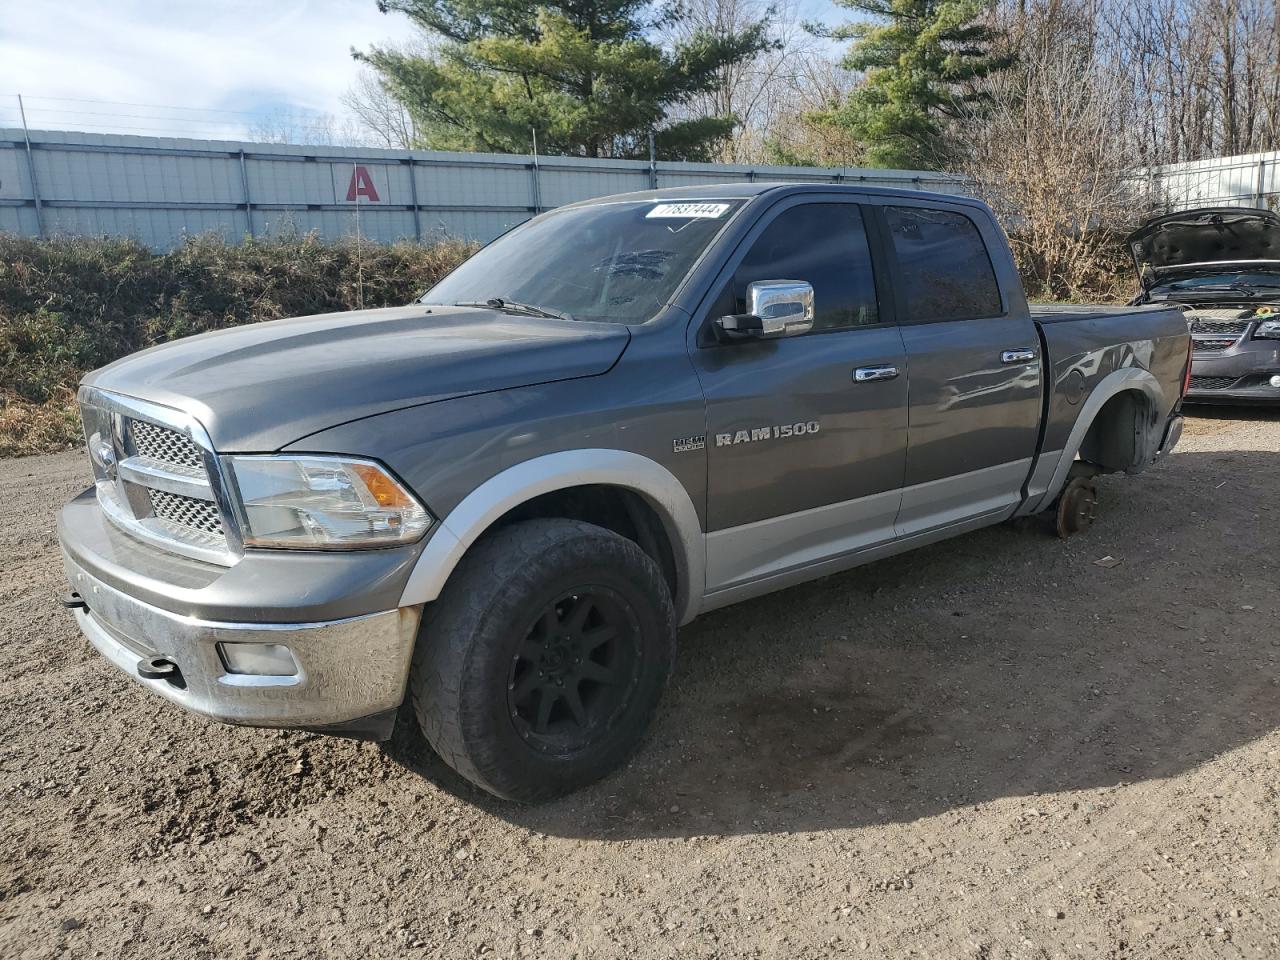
341,68 -> 421,150
759,54 -> 863,166
1105,0 -> 1280,163
960,0 -> 1142,298
246,111 -> 370,148
661,0 -> 855,164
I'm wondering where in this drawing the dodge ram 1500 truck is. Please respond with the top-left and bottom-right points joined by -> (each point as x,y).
58,184 -> 1190,801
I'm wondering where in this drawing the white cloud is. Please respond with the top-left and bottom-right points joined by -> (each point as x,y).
0,0 -> 420,137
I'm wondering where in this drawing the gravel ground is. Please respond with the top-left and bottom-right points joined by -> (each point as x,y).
1,408 -> 1278,960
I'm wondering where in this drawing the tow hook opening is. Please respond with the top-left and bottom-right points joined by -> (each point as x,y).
59,591 -> 88,610
137,656 -> 186,689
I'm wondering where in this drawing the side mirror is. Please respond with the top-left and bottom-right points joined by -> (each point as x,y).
715,280 -> 815,342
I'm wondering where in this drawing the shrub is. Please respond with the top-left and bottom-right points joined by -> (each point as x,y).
0,232 -> 474,456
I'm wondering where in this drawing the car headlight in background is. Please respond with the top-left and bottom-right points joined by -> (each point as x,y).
223,455 -> 431,549
1255,319 -> 1280,339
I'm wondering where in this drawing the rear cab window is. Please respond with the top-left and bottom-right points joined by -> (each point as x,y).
884,206 -> 1003,322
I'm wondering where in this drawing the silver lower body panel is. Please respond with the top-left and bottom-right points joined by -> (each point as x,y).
62,552 -> 421,730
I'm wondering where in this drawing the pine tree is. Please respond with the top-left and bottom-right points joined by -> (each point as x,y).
815,0 -> 1010,168
362,0 -> 769,160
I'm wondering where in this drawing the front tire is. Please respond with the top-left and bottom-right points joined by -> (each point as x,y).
410,518 -> 677,802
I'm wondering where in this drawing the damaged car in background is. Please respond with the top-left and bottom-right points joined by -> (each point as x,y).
1129,207 -> 1280,404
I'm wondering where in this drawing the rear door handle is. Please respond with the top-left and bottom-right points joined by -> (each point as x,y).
854,364 -> 899,382
1001,348 -> 1037,364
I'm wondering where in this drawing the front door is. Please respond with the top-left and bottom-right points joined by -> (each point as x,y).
689,198 -> 909,592
872,201 -> 1043,536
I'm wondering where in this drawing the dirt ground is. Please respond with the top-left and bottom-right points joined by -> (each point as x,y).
1,408 -> 1277,960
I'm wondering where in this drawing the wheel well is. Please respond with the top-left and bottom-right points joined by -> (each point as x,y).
1077,389 -> 1158,474
489,485 -> 680,602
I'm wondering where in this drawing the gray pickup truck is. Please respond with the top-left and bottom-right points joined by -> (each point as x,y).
58,184 -> 1190,801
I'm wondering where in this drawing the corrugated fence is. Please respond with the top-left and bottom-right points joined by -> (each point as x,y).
4,129 -> 1275,250
0,129 -> 972,250
1132,149 -> 1280,213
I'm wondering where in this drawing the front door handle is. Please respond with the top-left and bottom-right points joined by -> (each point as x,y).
1001,348 -> 1037,364
854,364 -> 899,382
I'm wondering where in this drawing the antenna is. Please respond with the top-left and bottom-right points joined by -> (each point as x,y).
353,161 -> 364,311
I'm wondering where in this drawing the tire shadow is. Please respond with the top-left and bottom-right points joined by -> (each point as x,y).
384,446 -> 1280,839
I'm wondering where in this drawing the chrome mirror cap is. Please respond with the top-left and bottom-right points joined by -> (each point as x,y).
715,279 -> 815,341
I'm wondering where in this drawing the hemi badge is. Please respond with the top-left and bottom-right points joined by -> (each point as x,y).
672,435 -> 706,453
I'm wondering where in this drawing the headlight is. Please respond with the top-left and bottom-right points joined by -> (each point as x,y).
79,399 -> 116,483
223,455 -> 431,549
1256,319 -> 1280,339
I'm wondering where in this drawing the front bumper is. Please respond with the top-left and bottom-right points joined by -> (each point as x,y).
1187,340 -> 1280,404
58,489 -> 424,737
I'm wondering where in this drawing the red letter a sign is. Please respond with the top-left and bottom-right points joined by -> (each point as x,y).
346,165 -> 381,202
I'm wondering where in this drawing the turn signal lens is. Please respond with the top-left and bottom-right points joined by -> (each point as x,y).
350,462 -> 414,509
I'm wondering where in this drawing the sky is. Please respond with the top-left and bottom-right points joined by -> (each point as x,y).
0,0 -> 849,141
0,0 -> 423,138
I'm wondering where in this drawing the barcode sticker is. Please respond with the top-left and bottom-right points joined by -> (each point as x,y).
646,202 -> 732,219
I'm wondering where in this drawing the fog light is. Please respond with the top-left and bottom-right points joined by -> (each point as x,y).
216,642 -> 298,677
1270,375 -> 1280,388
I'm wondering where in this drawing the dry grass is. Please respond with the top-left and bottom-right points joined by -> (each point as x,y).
0,392 -> 81,459
0,232 -> 474,457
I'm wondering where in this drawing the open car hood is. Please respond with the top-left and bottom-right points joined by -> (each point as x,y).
1126,207 -> 1280,288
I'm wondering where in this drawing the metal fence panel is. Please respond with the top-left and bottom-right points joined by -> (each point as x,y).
0,128 -> 984,250
5,128 -> 1280,251
1132,150 -> 1280,213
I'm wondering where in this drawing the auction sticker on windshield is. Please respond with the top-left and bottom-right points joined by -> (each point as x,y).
646,202 -> 732,219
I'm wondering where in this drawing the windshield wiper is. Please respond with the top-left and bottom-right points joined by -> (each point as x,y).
455,298 -> 574,321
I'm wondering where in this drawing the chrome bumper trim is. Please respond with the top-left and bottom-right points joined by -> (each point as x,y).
63,552 -> 422,729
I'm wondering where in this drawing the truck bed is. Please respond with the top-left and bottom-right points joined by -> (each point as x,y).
1025,301 -> 1189,514
1029,303 -> 1183,325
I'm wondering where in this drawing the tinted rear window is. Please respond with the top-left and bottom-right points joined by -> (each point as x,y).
885,206 -> 1002,322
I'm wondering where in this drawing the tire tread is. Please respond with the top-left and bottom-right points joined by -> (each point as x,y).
410,518 -> 675,801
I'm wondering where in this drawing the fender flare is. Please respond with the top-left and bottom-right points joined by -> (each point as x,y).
397,449 -> 705,625
1020,367 -> 1167,516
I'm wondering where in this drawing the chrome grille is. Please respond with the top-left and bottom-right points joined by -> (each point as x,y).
79,387 -> 238,565
149,489 -> 224,536
130,419 -> 203,469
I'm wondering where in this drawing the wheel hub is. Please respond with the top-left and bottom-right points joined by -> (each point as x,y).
1056,477 -> 1098,539
538,636 -> 578,679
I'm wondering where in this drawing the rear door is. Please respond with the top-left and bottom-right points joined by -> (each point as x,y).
688,196 -> 909,592
869,200 -> 1043,536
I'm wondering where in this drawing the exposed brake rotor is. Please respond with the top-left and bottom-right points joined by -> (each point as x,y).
1055,477 -> 1098,539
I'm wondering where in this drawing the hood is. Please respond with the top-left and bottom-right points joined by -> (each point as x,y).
1126,207 -> 1280,288
84,305 -> 630,450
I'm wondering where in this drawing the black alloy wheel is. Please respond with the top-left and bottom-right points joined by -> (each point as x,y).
507,588 -> 642,754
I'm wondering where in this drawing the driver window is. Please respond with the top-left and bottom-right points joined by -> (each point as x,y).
725,203 -> 880,333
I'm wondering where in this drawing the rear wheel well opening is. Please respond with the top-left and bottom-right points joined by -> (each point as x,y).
490,485 -> 680,603
1078,389 -> 1158,474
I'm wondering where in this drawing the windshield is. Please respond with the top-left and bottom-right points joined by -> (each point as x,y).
1151,271 -> 1280,295
422,199 -> 745,324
